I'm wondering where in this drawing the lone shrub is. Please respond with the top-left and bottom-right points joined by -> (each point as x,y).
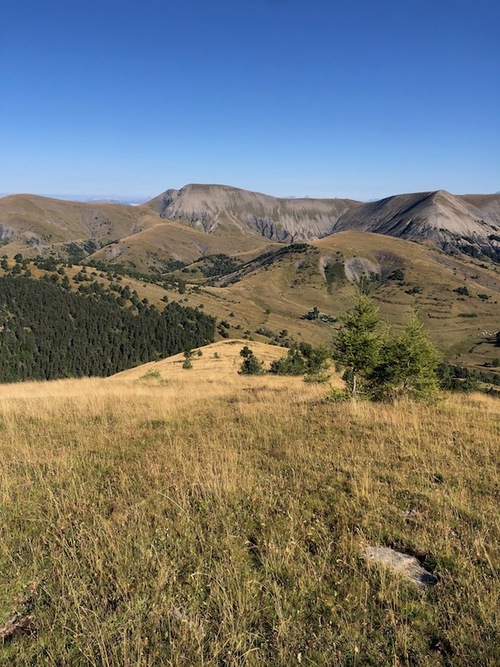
239,346 -> 264,375
182,350 -> 194,369
369,316 -> 441,401
270,343 -> 330,377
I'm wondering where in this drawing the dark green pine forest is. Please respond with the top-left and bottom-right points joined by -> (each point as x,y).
0,275 -> 215,382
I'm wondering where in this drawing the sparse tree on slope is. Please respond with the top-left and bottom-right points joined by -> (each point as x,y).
333,296 -> 441,401
370,315 -> 441,401
239,346 -> 264,375
332,294 -> 382,395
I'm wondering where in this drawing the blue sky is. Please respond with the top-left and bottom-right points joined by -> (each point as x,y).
1,0 -> 499,200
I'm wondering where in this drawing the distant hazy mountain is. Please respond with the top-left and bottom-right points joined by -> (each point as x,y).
0,194 -> 149,205
83,197 -> 148,206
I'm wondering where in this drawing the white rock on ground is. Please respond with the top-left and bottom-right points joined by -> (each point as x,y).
364,546 -> 438,589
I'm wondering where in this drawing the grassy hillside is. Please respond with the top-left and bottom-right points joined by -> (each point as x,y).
86,217 -> 276,274
189,233 -> 500,369
0,195 -> 276,272
110,339 -> 290,381
1,236 -> 499,376
0,342 -> 498,665
0,195 -> 147,251
3,186 -> 500,271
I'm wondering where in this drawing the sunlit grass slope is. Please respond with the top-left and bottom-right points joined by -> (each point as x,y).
0,343 -> 498,665
110,339 -> 289,382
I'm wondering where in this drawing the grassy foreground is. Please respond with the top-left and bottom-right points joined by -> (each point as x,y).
0,343 -> 498,665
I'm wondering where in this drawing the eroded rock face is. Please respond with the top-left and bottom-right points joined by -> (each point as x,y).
146,185 -> 500,260
0,223 -> 14,242
364,546 -> 437,589
147,184 -> 356,241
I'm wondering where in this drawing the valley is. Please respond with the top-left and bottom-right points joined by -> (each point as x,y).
1,185 -> 498,370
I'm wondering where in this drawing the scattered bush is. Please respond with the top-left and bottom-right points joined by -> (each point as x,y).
437,362 -> 481,392
141,370 -> 161,381
327,387 -> 350,402
388,268 -> 405,281
270,343 -> 330,377
239,346 -> 264,375
304,371 -> 330,383
301,306 -> 320,321
199,254 -> 242,278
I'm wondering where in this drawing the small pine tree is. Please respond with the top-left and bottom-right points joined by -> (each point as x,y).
239,347 -> 264,375
182,349 -> 194,368
332,294 -> 382,395
370,316 -> 441,401
269,343 -> 330,377
333,296 -> 442,401
239,346 -> 252,358
269,347 -> 306,375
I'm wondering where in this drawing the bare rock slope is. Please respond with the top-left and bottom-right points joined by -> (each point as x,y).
335,190 -> 500,256
147,184 -> 358,242
1,185 -> 499,264
147,185 -> 500,260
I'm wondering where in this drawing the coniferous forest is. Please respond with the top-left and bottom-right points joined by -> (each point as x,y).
0,275 -> 215,382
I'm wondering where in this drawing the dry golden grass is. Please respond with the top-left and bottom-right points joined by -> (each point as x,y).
111,340 -> 295,381
0,345 -> 498,665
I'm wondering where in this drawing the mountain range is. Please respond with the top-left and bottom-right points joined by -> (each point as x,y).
1,184 -> 499,270
0,183 -> 499,371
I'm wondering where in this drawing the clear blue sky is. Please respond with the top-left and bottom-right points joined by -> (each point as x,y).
1,0 -> 499,200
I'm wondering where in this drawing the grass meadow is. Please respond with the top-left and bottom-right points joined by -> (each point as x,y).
0,342 -> 498,665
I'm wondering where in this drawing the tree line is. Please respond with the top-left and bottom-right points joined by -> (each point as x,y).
0,275 -> 215,382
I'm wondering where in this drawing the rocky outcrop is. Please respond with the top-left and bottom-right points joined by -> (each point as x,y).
147,183 -> 358,242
